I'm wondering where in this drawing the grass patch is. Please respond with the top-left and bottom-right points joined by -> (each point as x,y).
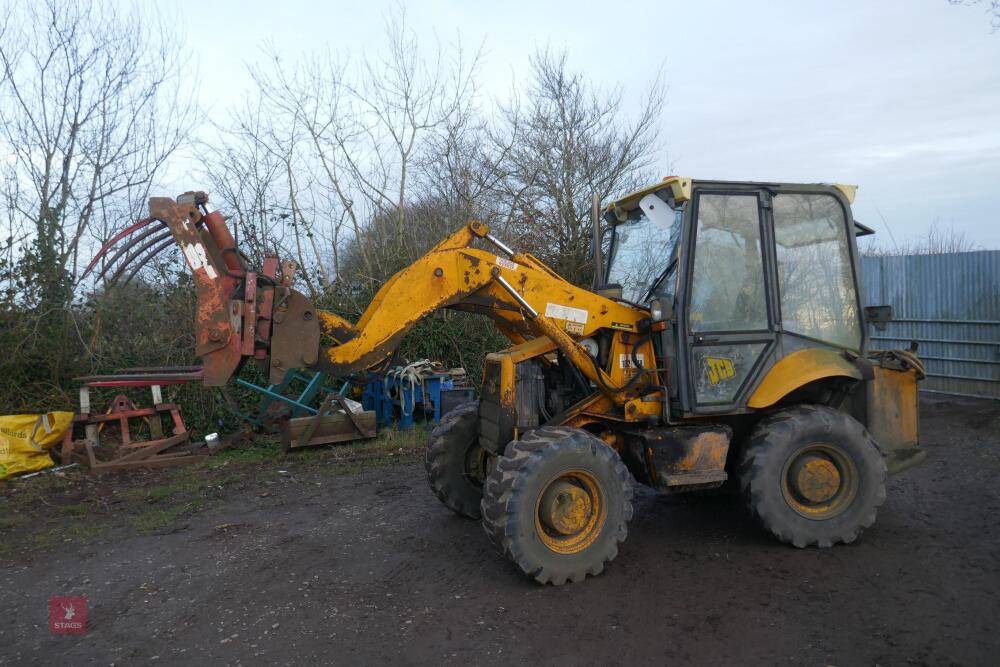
0,502 -> 107,559
131,502 -> 200,533
62,502 -> 91,516
209,437 -> 282,466
0,512 -> 23,530
56,520 -> 104,544
302,425 -> 429,471
118,473 -> 210,504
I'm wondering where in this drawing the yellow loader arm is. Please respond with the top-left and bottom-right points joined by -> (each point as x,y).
281,220 -> 657,406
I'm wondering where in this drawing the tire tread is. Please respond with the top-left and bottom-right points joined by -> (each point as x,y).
740,404 -> 887,548
480,426 -> 633,585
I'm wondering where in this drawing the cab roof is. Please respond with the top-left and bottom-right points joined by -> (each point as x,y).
604,176 -> 870,235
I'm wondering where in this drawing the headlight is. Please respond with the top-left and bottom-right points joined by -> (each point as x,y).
650,300 -> 664,322
579,338 -> 599,358
649,297 -> 672,323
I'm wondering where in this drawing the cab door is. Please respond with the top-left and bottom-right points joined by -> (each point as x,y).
678,189 -> 777,413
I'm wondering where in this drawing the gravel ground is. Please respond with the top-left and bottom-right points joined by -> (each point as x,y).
1,395 -> 998,666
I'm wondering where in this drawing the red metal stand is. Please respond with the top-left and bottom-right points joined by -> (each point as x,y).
60,367 -> 208,473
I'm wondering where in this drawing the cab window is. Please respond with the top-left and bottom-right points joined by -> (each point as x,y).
772,193 -> 861,350
689,194 -> 768,332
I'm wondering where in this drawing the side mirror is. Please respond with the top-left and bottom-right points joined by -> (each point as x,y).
864,305 -> 893,332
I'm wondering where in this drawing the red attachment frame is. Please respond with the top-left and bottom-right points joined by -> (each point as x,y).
86,194 -> 288,387
242,272 -> 258,356
203,210 -> 242,273
83,217 -> 156,276
256,257 -> 279,360
75,370 -> 204,388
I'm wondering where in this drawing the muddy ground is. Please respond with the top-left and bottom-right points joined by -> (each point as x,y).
1,395 -> 998,666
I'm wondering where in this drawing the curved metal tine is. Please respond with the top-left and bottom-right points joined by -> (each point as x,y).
83,217 -> 158,278
120,238 -> 177,287
103,230 -> 174,286
92,224 -> 166,281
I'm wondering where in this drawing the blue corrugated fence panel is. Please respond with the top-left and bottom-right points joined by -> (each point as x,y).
860,251 -> 1000,399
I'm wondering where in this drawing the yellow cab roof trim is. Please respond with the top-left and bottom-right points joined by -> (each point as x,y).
605,177 -> 858,220
605,176 -> 692,221
831,183 -> 858,204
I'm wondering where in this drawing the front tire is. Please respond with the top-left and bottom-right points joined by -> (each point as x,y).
425,402 -> 488,518
480,426 -> 633,585
740,405 -> 887,548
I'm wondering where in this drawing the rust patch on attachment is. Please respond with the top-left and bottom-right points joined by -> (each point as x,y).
269,289 -> 322,384
149,197 -> 242,386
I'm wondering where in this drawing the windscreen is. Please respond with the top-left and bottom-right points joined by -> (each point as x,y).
605,195 -> 682,303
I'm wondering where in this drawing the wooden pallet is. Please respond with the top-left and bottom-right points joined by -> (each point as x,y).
279,393 -> 377,451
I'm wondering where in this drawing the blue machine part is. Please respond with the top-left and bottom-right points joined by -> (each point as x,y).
361,364 -> 474,430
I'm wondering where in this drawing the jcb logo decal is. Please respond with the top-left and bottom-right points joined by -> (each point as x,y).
705,357 -> 735,385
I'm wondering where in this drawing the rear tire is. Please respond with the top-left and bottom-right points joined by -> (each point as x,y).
425,402 -> 487,519
740,405 -> 887,548
480,426 -> 633,585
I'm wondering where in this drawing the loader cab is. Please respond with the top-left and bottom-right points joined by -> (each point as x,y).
604,178 -> 868,419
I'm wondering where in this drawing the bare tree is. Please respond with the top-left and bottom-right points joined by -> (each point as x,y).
334,9 -> 479,278
861,220 -> 981,256
0,0 -> 197,380
205,9 -> 482,297
500,49 -> 667,286
0,0 -> 196,302
950,0 -> 1000,31
207,17 -> 667,301
203,99 -> 287,268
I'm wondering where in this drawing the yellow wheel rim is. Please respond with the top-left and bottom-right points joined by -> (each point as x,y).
534,469 -> 606,554
781,443 -> 858,519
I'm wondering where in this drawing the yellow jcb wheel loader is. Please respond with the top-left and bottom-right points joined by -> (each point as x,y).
93,177 -> 926,585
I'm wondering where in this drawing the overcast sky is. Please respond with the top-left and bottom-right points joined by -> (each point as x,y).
170,0 -> 1000,248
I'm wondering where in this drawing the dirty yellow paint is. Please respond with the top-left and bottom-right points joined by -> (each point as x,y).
832,183 -> 858,204
317,219 -> 658,401
653,429 -> 731,487
676,430 -> 729,474
748,348 -> 862,408
317,311 -> 358,342
866,366 -> 923,474
605,176 -> 693,221
780,444 -> 858,518
534,470 -> 606,554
